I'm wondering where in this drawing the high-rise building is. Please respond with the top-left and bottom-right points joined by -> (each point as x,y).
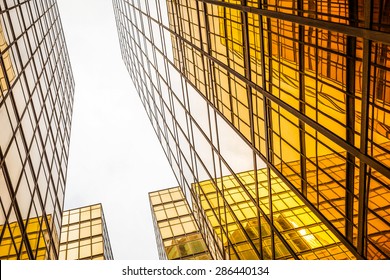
59,204 -> 114,260
149,187 -> 212,260
114,0 -> 390,259
0,0 -> 74,259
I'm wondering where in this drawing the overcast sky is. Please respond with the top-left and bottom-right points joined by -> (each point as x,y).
56,0 -> 177,260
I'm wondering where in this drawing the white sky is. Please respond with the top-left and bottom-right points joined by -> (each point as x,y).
57,0 -> 177,259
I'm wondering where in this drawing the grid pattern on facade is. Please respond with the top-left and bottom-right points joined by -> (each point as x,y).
114,0 -> 390,259
59,204 -> 114,260
0,215 -> 56,259
0,0 -> 74,259
195,168 -> 356,260
150,187 -> 212,260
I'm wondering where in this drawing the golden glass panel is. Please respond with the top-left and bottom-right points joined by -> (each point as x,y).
165,208 -> 178,219
92,242 -> 103,255
67,229 -> 79,241
80,221 -> 90,228
169,190 -> 182,201
80,206 -> 90,212
182,221 -> 196,233
91,224 -> 102,236
69,209 -> 79,215
176,205 -> 189,216
150,195 -> 162,205
67,247 -> 78,260
161,193 -> 171,203
171,224 -> 185,236
91,208 -> 101,219
91,219 -> 101,226
158,221 -> 169,228
80,239 -> 90,246
156,210 -> 169,223
67,241 -> 79,249
69,213 -> 79,224
80,210 -> 91,221
79,245 -> 91,259
80,227 -> 91,239
92,236 -> 103,243
160,227 -> 173,239
168,218 -> 180,226
58,250 -> 66,259
68,224 -> 79,231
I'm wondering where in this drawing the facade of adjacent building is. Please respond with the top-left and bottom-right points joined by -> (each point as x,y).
59,204 -> 114,260
114,0 -> 390,260
0,0 -> 74,259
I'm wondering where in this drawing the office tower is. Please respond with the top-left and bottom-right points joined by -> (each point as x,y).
0,0 -> 74,259
149,187 -> 212,260
59,204 -> 114,260
114,0 -> 390,259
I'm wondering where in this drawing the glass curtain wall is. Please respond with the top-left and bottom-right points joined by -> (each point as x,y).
59,204 -> 114,260
150,187 -> 212,260
113,0 -> 390,259
0,0 -> 74,259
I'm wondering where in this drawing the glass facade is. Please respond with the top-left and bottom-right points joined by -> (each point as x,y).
0,0 -> 74,259
59,204 -> 114,260
0,215 -> 57,260
150,187 -> 212,260
113,0 -> 390,259
195,168 -> 355,259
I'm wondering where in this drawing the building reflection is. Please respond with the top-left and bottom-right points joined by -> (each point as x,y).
0,215 -> 57,260
115,0 -> 390,259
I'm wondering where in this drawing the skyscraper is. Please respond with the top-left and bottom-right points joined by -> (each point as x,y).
114,0 -> 390,259
0,0 -> 74,259
59,204 -> 114,260
149,187 -> 212,260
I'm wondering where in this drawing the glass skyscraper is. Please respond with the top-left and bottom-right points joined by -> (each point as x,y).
150,187 -> 212,260
113,0 -> 390,259
59,204 -> 114,260
0,0 -> 74,259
